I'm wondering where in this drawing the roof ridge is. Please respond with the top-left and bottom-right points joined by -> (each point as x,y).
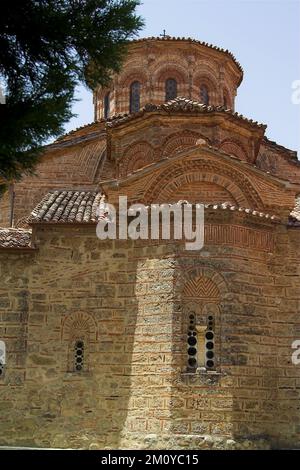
263,136 -> 299,160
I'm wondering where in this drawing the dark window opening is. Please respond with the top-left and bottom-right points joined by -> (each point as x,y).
200,85 -> 209,105
186,313 -> 215,371
74,340 -> 85,372
0,341 -> 5,378
130,81 -> 141,113
104,92 -> 110,119
165,78 -> 177,101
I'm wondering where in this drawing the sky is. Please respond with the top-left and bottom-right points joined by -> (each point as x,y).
65,0 -> 300,156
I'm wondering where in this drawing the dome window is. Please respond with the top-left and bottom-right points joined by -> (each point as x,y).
165,78 -> 177,101
200,85 -> 209,105
130,81 -> 141,113
104,92 -> 110,119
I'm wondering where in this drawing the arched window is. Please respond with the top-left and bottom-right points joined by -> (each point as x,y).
165,78 -> 177,101
74,339 -> 85,372
0,340 -> 6,378
130,81 -> 141,113
104,92 -> 110,119
200,85 -> 209,105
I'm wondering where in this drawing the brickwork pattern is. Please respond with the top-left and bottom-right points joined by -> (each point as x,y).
0,222 -> 299,449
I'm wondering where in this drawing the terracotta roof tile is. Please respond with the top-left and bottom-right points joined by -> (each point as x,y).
29,191 -> 280,225
289,197 -> 300,227
106,97 -> 266,130
141,201 -> 280,223
0,228 -> 33,249
204,202 -> 280,221
44,96 -> 266,148
29,190 -> 103,224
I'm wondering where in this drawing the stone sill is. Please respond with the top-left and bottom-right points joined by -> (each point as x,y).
180,368 -> 224,385
63,371 -> 93,380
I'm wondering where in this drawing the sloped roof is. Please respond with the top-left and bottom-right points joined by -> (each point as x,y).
0,228 -> 33,249
29,190 -> 102,224
106,97 -> 266,130
263,137 -> 298,160
46,122 -> 106,150
28,190 -> 280,224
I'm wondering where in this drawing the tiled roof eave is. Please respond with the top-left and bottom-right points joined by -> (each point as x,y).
43,98 -> 266,147
29,221 -> 98,226
105,98 -> 267,131
46,131 -> 106,150
0,228 -> 35,250
29,190 -> 103,224
29,191 -> 282,225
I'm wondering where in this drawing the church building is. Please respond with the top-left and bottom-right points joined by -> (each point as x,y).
0,36 -> 300,449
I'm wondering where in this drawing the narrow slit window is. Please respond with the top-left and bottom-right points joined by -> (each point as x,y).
74,340 -> 85,372
205,316 -> 215,369
130,81 -> 141,113
165,78 -> 177,101
0,340 -> 6,378
187,314 -> 215,371
187,312 -> 197,370
104,92 -> 110,119
200,85 -> 209,105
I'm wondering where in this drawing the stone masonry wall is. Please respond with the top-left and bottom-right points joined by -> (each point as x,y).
0,221 -> 299,449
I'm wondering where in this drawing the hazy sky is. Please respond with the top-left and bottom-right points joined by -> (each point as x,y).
65,0 -> 300,155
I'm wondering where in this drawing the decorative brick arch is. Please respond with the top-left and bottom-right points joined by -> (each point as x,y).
219,139 -> 249,162
119,141 -> 156,177
143,160 -> 263,208
162,131 -> 210,158
152,58 -> 189,87
118,68 -> 148,88
93,147 -> 107,183
61,311 -> 98,342
156,67 -> 188,85
183,276 -> 220,300
63,140 -> 106,182
62,312 -> 98,372
192,73 -> 218,102
194,74 -> 217,89
181,266 -> 228,298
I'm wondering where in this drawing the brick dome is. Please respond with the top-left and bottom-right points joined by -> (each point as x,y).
94,36 -> 243,120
